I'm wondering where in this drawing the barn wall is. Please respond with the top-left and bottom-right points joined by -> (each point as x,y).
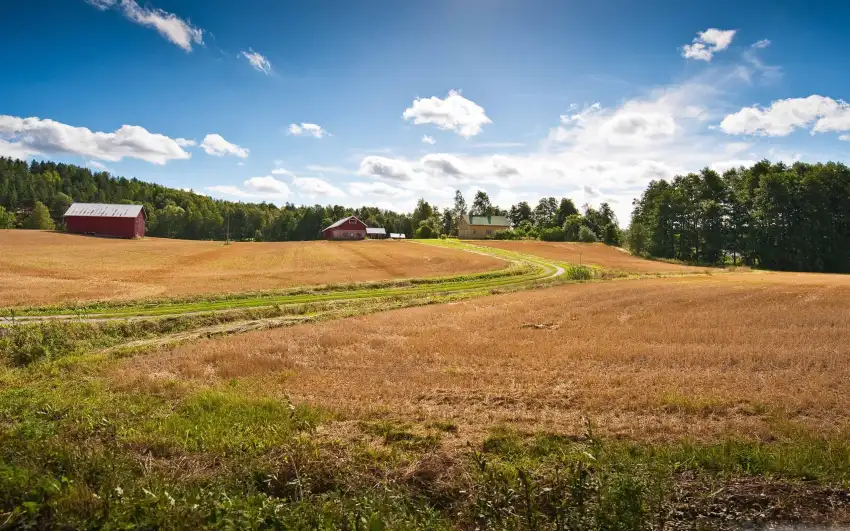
324,228 -> 366,240
66,214 -> 144,239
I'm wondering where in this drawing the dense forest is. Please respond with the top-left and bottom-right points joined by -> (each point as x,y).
628,160 -> 850,273
0,157 -> 621,244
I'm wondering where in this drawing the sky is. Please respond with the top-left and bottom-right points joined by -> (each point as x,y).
2,0 -> 850,223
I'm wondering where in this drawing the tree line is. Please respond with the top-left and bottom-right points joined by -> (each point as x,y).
0,157 -> 622,245
628,160 -> 850,273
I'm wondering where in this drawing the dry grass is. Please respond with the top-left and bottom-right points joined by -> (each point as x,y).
0,231 -> 503,307
115,270 -> 850,444
473,240 -> 709,273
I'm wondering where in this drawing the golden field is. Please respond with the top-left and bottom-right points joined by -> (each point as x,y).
0,231 -> 504,307
473,240 -> 709,273
116,270 -> 850,444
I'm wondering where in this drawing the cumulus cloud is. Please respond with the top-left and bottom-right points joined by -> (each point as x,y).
682,28 -> 736,61
240,49 -> 271,75
244,175 -> 290,196
348,181 -> 412,198
288,123 -> 328,138
720,95 -> 850,136
358,156 -> 416,181
90,0 -> 204,52
208,175 -> 291,200
199,134 -> 249,157
403,90 -> 492,137
292,177 -> 345,198
421,135 -> 436,145
0,115 -> 191,164
304,165 -> 350,175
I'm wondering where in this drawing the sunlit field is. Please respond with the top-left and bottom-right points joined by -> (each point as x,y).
473,240 -> 709,274
0,231 -> 504,307
117,271 -> 850,443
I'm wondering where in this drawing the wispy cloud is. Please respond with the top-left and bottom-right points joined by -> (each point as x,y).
240,48 -> 272,75
87,0 -> 204,52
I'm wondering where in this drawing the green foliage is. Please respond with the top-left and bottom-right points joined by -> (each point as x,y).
0,205 -> 15,228
539,226 -> 565,241
23,201 -> 55,230
563,214 -> 583,241
630,161 -> 850,272
578,225 -> 598,243
0,157 -> 414,241
491,229 -> 520,240
471,190 -> 495,216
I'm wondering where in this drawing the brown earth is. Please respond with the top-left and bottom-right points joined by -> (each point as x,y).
0,231 -> 504,308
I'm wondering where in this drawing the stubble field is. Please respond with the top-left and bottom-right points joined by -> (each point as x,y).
117,271 -> 850,443
474,239 -> 709,273
5,236 -> 850,528
0,231 -> 503,307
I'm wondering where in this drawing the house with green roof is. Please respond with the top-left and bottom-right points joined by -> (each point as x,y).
458,213 -> 511,239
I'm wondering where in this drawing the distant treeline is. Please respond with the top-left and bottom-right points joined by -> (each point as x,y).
0,158 -> 414,240
628,160 -> 850,273
0,157 -> 623,245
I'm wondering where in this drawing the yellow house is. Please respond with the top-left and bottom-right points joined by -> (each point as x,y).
457,214 -> 511,239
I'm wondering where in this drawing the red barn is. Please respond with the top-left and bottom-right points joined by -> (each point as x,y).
322,216 -> 367,240
64,203 -> 145,239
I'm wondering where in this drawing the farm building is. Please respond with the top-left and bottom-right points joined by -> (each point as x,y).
366,227 -> 387,239
322,216 -> 367,240
64,203 -> 145,239
458,214 -> 511,239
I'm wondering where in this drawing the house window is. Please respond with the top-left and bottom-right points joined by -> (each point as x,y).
349,219 -> 356,224
486,229 -> 492,235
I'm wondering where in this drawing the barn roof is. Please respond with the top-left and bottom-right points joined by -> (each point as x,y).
323,215 -> 364,231
467,214 -> 510,226
366,227 -> 386,235
64,203 -> 145,219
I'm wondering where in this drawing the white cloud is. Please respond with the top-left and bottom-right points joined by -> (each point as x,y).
93,0 -> 205,52
244,175 -> 290,196
288,123 -> 328,138
421,135 -> 436,145
403,90 -> 492,137
292,177 -> 345,198
840,134 -> 850,141
719,95 -> 850,136
175,138 -> 196,147
348,181 -> 412,198
240,49 -> 271,75
358,156 -> 416,181
271,168 -> 293,175
753,39 -> 771,49
207,185 -> 252,198
473,142 -> 525,149
199,134 -> 249,158
304,164 -> 350,175
682,28 -> 736,61
88,160 -> 108,170
0,115 -> 191,164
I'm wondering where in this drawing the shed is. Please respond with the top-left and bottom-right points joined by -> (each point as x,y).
322,216 -> 367,240
366,227 -> 387,239
64,203 -> 145,239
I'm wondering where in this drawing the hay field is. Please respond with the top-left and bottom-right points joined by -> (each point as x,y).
118,271 -> 850,443
474,240 -> 708,273
0,231 -> 503,307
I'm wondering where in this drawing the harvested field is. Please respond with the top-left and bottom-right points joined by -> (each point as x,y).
0,231 -> 503,307
117,271 -> 850,443
473,239 -> 709,273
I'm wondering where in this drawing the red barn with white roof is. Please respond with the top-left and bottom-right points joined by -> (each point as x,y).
322,216 -> 367,240
64,203 -> 145,239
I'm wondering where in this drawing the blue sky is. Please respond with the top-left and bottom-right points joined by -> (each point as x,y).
3,0 -> 850,222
